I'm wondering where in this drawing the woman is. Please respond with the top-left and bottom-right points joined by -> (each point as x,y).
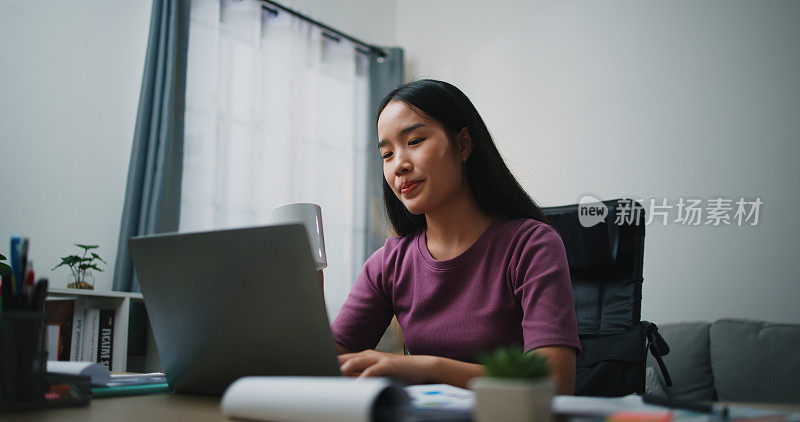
331,79 -> 580,394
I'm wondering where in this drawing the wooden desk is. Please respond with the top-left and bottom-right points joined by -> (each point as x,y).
1,394 -> 223,422
5,394 -> 799,421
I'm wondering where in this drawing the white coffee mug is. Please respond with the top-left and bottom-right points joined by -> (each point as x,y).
271,203 -> 328,270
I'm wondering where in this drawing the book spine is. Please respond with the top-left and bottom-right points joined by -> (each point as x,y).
83,308 -> 100,362
44,298 -> 75,361
60,322 -> 72,361
91,309 -> 101,362
97,309 -> 115,371
70,299 -> 86,361
45,323 -> 61,360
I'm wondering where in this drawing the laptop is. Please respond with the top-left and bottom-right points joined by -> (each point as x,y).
128,224 -> 342,395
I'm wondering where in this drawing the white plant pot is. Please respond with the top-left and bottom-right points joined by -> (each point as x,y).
468,377 -> 555,422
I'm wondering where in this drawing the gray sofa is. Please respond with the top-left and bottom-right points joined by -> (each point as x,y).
645,318 -> 800,405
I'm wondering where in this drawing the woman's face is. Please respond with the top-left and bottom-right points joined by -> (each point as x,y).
377,100 -> 469,216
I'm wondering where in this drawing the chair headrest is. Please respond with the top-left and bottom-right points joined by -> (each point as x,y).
543,198 -> 644,270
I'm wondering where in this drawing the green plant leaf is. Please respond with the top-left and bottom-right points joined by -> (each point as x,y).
75,243 -> 99,250
79,263 -> 103,272
0,253 -> 6,261
0,262 -> 12,279
52,255 -> 82,270
91,253 -> 107,264
479,345 -> 550,380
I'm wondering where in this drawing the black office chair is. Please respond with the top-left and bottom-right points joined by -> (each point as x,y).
543,198 -> 671,397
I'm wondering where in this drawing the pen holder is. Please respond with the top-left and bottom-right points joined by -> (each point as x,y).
0,310 -> 47,408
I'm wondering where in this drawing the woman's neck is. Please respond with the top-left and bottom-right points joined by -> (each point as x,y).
424,190 -> 494,261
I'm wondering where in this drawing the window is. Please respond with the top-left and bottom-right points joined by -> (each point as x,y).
181,0 -> 369,320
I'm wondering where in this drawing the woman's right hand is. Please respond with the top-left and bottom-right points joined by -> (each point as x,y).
338,350 -> 438,384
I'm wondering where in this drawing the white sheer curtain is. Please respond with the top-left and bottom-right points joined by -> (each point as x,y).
181,0 -> 370,320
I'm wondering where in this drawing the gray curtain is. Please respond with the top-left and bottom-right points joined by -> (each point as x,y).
365,47 -> 404,256
113,0 -> 190,292
365,47 -> 405,354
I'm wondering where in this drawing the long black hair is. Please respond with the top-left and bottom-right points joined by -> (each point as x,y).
377,79 -> 549,237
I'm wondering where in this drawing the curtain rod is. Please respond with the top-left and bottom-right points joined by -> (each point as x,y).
257,0 -> 388,59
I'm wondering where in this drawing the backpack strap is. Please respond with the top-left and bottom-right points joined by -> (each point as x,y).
644,321 -> 673,387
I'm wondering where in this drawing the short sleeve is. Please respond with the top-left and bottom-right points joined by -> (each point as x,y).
511,224 -> 582,353
331,246 -> 394,351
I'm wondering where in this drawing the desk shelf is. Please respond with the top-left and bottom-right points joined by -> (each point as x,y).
46,288 -> 159,372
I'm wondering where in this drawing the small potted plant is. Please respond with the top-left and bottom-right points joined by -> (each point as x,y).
469,346 -> 554,422
52,244 -> 107,290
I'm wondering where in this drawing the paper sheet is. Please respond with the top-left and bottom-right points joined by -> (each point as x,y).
105,372 -> 167,387
405,384 -> 474,411
552,394 -> 671,416
221,377 -> 406,422
47,360 -> 110,385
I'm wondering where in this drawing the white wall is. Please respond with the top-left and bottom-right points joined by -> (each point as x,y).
4,0 -> 797,325
0,0 -> 392,292
0,1 -> 152,290
396,1 -> 800,323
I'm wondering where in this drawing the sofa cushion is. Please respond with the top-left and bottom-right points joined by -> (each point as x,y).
646,322 -> 715,401
710,319 -> 800,404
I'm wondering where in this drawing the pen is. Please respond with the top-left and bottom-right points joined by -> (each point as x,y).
20,237 -> 29,294
24,261 -> 35,297
10,236 -> 21,295
32,278 -> 48,312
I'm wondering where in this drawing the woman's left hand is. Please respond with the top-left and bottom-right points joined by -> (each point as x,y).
338,350 -> 438,384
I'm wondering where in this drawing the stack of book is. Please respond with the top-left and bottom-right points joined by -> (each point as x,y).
44,298 -> 114,370
47,361 -> 169,397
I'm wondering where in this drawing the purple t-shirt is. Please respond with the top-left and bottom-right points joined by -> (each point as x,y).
331,218 -> 581,363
